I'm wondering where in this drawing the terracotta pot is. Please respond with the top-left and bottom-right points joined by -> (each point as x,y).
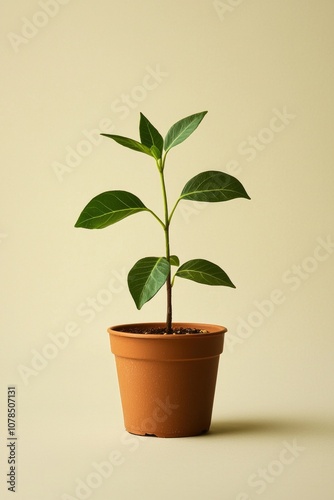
108,322 -> 226,438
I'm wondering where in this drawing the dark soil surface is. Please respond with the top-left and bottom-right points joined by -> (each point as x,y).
117,327 -> 209,335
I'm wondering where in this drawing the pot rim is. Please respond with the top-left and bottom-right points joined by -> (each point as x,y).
108,322 -> 227,340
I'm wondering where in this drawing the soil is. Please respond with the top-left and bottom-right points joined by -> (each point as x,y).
117,327 -> 209,335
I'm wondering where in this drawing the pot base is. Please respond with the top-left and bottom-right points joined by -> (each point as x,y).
128,428 -> 209,438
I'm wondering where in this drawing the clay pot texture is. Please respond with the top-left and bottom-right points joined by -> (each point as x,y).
108,322 -> 226,438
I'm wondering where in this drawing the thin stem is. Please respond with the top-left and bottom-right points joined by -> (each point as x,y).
158,156 -> 172,334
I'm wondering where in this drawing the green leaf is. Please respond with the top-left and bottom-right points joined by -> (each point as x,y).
170,255 -> 180,266
180,171 -> 250,203
175,259 -> 235,287
101,134 -> 153,156
74,191 -> 148,229
150,145 -> 161,160
164,111 -> 207,152
139,113 -> 163,158
128,257 -> 170,309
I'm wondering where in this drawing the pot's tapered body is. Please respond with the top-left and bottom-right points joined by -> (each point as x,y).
108,323 -> 226,438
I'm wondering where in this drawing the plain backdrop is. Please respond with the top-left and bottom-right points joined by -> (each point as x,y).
1,1 -> 334,499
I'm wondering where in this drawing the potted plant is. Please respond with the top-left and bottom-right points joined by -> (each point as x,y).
75,111 -> 250,437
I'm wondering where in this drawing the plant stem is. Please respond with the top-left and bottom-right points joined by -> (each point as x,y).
158,157 -> 172,334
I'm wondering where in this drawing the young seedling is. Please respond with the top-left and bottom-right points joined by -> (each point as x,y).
75,111 -> 250,334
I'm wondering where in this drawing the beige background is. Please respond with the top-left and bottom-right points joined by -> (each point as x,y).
1,0 -> 334,499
